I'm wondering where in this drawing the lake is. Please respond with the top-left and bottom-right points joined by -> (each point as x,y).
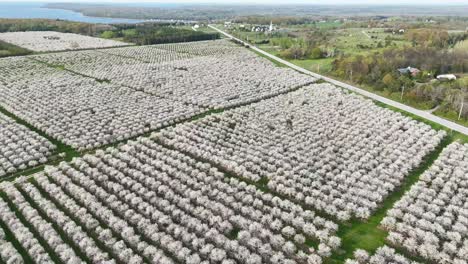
0,2 -> 149,24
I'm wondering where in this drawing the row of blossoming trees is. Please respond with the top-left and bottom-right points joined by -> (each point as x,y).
381,142 -> 468,264
0,112 -> 56,179
345,246 -> 421,264
344,143 -> 468,264
0,136 -> 340,264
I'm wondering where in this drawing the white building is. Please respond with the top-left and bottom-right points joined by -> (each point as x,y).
437,74 -> 457,81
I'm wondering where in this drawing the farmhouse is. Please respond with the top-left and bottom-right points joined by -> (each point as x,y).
251,25 -> 269,32
252,21 -> 276,32
223,21 -> 232,28
398,66 -> 420,77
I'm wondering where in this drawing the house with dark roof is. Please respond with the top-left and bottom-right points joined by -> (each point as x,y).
398,66 -> 420,77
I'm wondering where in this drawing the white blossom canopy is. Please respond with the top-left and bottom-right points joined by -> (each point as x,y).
0,31 -> 130,52
382,142 -> 468,264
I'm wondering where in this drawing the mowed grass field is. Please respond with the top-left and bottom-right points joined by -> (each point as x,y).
333,28 -> 410,53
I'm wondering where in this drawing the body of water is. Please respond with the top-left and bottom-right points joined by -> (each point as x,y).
0,2 -> 149,24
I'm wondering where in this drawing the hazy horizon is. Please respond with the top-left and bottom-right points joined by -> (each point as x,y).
1,0 -> 468,6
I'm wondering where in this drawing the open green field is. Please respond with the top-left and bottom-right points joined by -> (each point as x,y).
332,28 -> 410,55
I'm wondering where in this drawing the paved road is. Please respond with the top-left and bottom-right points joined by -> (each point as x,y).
209,25 -> 468,136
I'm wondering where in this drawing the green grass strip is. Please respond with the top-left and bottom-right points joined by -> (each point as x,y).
0,211 -> 35,263
0,192 -> 61,264
15,184 -> 92,264
325,134 -> 453,263
29,178 -> 131,264
0,105 -> 80,181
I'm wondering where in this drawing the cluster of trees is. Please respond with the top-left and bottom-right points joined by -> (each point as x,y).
279,45 -> 324,60
333,46 -> 468,86
345,246 -> 419,264
272,29 -> 332,60
331,46 -> 468,117
0,19 -> 219,47
234,16 -> 319,26
0,18 -> 106,35
404,28 -> 467,49
276,37 -> 330,60
0,113 -> 56,178
405,28 -> 450,48
382,142 -> 468,264
101,24 -> 219,45
156,83 -> 445,221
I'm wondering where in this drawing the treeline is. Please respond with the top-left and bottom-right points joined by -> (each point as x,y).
0,19 -> 219,46
45,3 -> 235,21
332,46 -> 468,118
404,28 -> 467,48
233,16 -> 320,26
333,47 -> 468,85
102,25 -> 219,45
0,19 -> 104,35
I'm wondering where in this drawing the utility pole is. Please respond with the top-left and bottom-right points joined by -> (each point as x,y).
400,85 -> 405,101
459,90 -> 465,120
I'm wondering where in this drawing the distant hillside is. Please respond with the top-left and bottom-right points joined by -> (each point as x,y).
45,3 -> 468,21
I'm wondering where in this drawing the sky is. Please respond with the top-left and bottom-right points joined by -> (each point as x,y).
2,0 -> 468,4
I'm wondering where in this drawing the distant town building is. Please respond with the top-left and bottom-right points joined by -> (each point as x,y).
398,66 -> 420,77
437,74 -> 457,81
391,29 -> 405,35
251,22 -> 276,33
